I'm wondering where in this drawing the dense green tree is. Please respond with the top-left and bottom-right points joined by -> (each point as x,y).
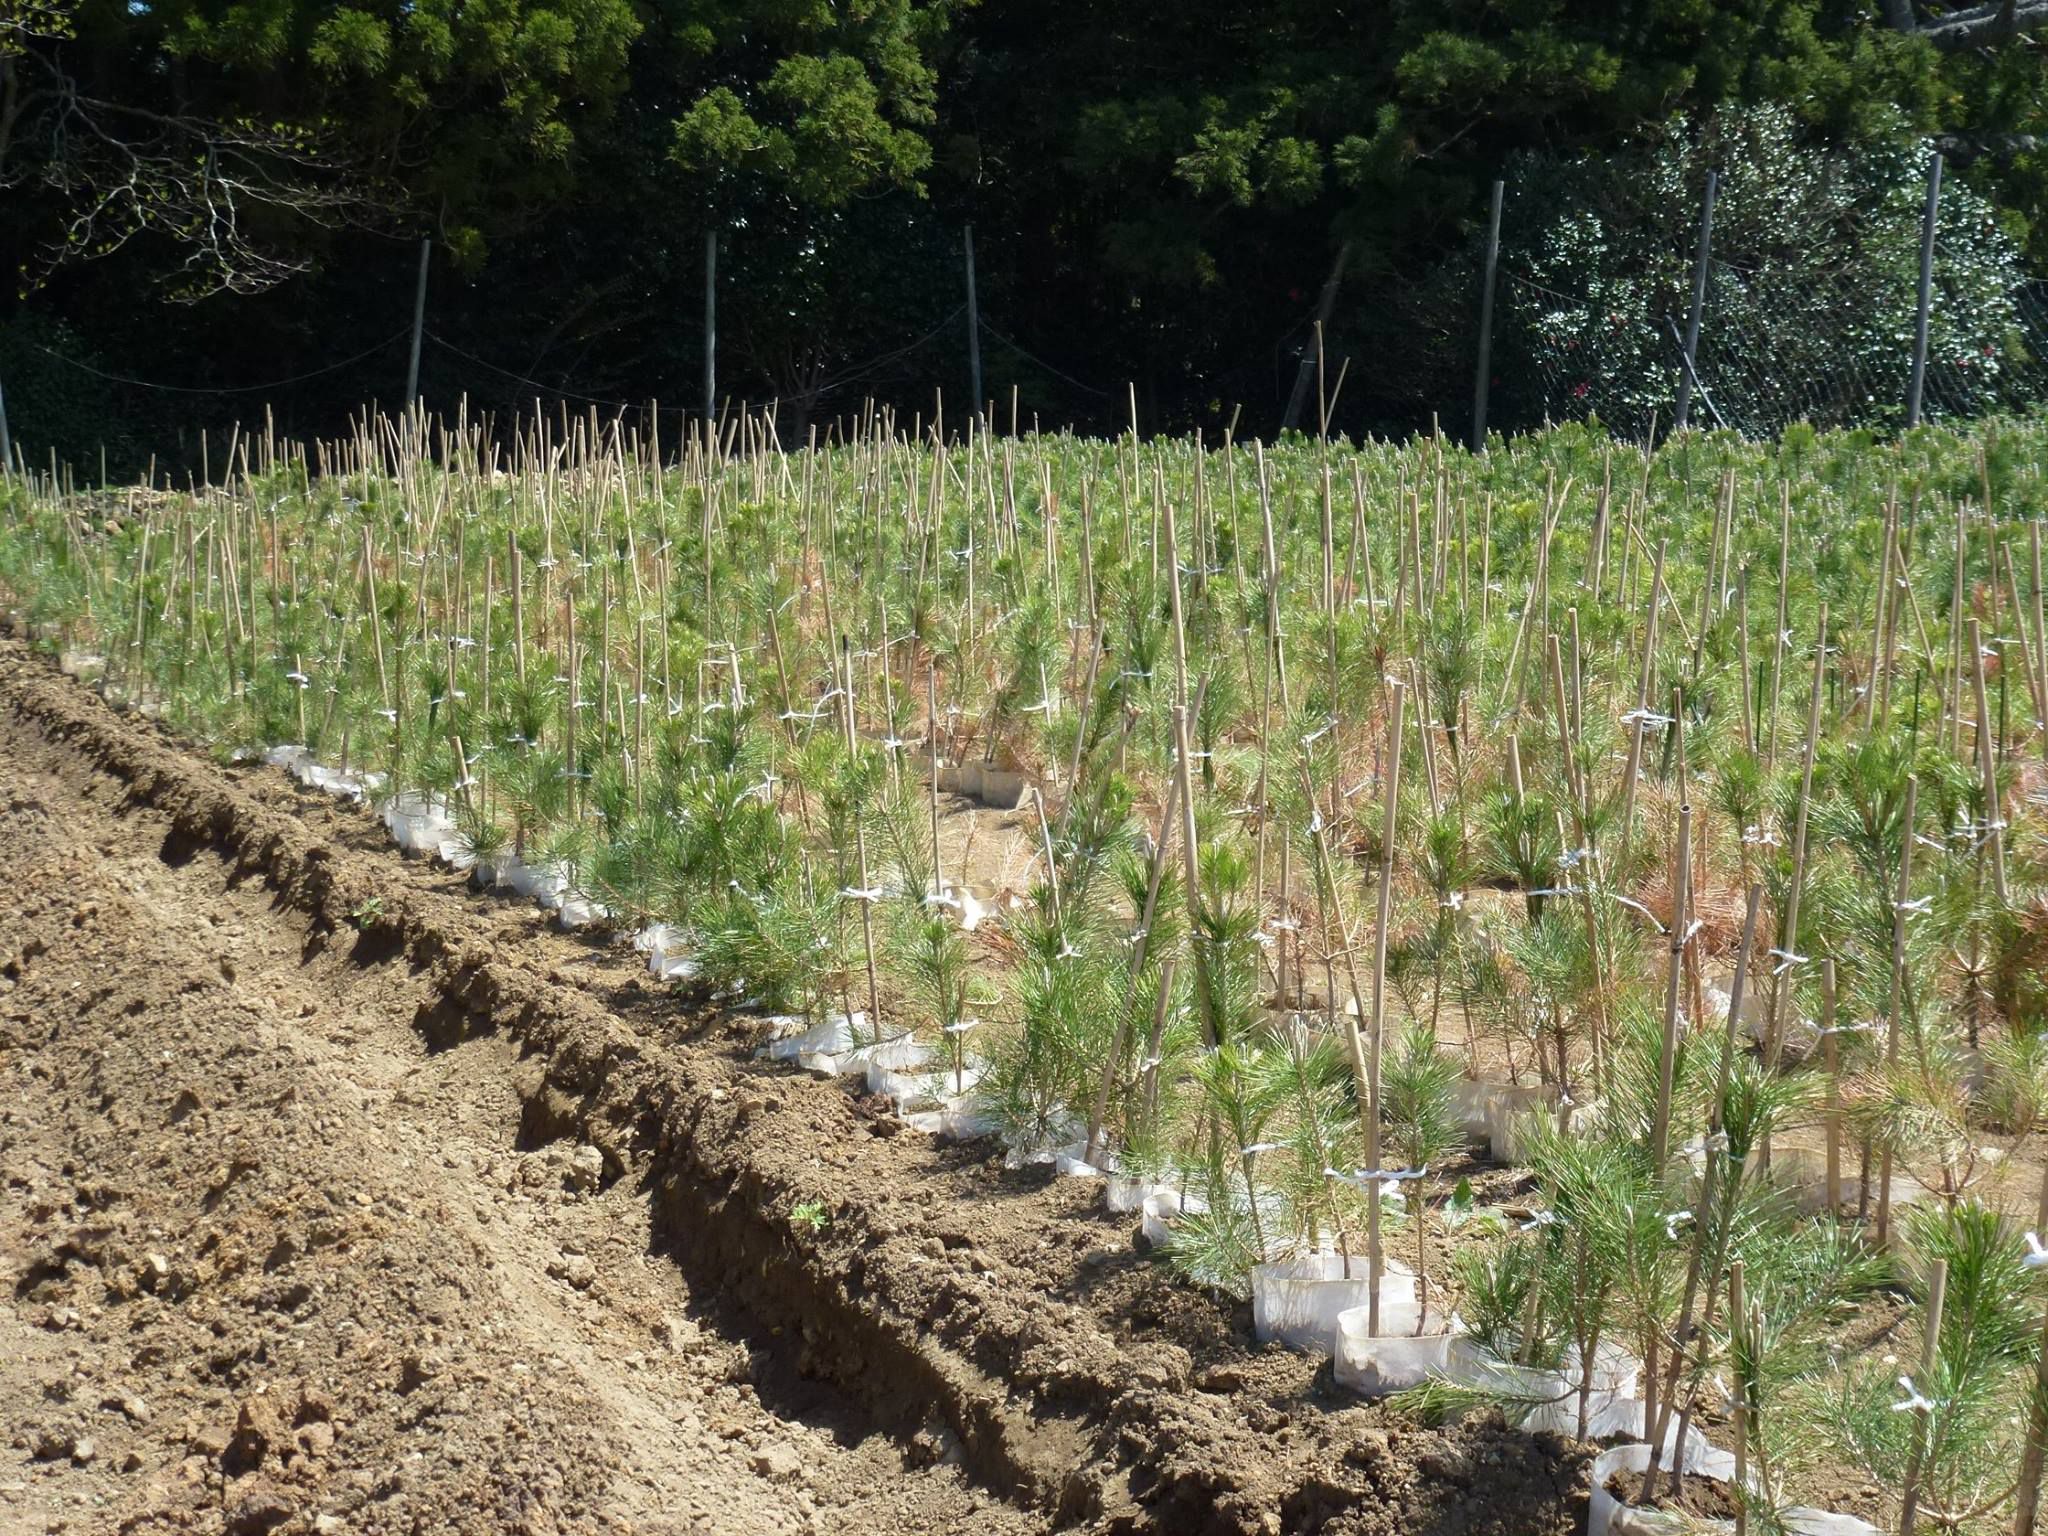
7,0 -> 2048,461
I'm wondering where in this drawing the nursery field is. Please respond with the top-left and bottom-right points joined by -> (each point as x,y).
3,408 -> 2048,1536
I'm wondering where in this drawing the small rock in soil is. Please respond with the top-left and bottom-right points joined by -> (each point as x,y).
224,1476 -> 294,1534
750,1443 -> 803,1482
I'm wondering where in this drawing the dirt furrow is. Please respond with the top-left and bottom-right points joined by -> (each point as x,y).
0,657 -> 1040,1536
0,636 -> 1585,1536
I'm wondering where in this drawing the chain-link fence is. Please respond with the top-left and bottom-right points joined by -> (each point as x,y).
6,110 -> 2048,472
1483,112 -> 2048,443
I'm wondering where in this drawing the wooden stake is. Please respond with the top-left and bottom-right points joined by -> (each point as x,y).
1898,1260 -> 1948,1536
1877,777 -> 1919,1249
1365,681 -> 1407,1339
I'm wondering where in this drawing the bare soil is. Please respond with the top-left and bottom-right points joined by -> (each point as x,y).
1601,1468 -> 1742,1523
0,636 -> 1585,1536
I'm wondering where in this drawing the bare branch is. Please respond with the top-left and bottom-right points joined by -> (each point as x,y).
4,47 -> 400,298
1886,0 -> 2048,50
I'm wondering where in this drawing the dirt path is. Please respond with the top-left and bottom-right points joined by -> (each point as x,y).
0,683 -> 1036,1535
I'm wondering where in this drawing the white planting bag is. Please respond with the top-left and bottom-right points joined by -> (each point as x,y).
383,791 -> 456,856
1252,1253 -> 1419,1353
763,1012 -> 867,1073
1139,1188 -> 1208,1247
1334,1309 -> 1463,1396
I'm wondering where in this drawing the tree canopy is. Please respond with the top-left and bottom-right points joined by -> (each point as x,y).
5,0 -> 2048,459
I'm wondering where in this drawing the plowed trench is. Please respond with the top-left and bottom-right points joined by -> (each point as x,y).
0,639 -> 1589,1536
0,692 -> 1039,1536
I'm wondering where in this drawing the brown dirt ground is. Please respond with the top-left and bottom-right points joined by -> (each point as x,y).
0,636 -> 1585,1536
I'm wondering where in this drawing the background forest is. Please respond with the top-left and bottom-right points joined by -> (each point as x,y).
5,0 -> 2048,465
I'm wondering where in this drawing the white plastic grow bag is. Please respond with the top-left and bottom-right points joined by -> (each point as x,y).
505,859 -> 565,901
1588,1440 -> 1878,1536
635,924 -> 699,982
1000,1113 -> 1089,1169
1453,1077 -> 1564,1162
1139,1188 -> 1209,1247
1251,1253 -> 1419,1354
1589,1442 -> 1738,1536
383,791 -> 457,857
1761,1144 -> 1997,1216
1105,1174 -> 1159,1213
1449,1337 -> 1648,1440
1333,1308 -> 1463,1396
762,1012 -> 868,1074
902,1096 -> 998,1139
849,1031 -> 931,1097
976,768 -> 1030,810
1055,1141 -> 1111,1178
555,889 -> 609,929
888,1058 -> 986,1112
926,879 -> 994,933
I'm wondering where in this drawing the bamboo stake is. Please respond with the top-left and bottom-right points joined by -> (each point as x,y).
1172,701 -> 1214,1050
1876,777 -> 1919,1249
1731,1258 -> 1748,1536
1822,959 -> 1841,1212
1969,617 -> 2009,906
1766,483 -> 1791,774
1364,681 -> 1407,1339
1898,1260 -> 1948,1536
1763,602 -> 1829,1071
1618,541 -> 1668,877
1650,802 -> 1694,1174
2013,1165 -> 2048,1536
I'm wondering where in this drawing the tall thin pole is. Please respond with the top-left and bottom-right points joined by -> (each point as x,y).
963,223 -> 983,432
1471,179 -> 1504,452
703,229 -> 718,428
1279,241 -> 1354,436
1907,151 -> 1944,429
1673,170 -> 1717,432
405,236 -> 431,404
0,367 -> 12,478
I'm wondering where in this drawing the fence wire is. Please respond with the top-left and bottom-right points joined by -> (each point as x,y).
1498,232 -> 2048,443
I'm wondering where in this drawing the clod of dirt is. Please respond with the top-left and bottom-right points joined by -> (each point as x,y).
224,1476 -> 295,1534
751,1442 -> 804,1481
568,1143 -> 605,1193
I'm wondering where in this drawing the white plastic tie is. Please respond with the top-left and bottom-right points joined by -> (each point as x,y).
1891,1375 -> 1938,1416
1328,1165 -> 1429,1186
1613,894 -> 1664,931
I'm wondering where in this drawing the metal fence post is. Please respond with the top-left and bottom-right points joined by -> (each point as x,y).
964,223 -> 983,432
1673,170 -> 1718,432
1907,151 -> 1943,429
1471,178 -> 1504,452
703,229 -> 718,431
405,236 -> 430,404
